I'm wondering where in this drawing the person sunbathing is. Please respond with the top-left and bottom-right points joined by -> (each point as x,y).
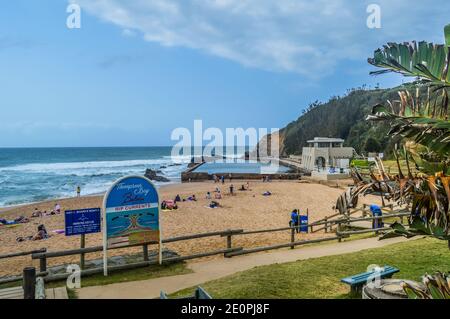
262,191 -> 272,196
16,225 -> 49,242
33,224 -> 49,241
209,201 -> 220,209
15,216 -> 30,223
31,208 -> 42,218
187,195 -> 197,201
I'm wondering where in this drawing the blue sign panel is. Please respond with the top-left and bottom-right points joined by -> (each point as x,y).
104,176 -> 160,248
65,208 -> 101,236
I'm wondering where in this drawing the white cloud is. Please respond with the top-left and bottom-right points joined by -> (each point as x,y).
73,0 -> 450,77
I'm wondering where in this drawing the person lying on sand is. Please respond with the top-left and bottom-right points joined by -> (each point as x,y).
33,224 -> 49,241
1,216 -> 30,225
208,201 -> 220,209
206,192 -> 212,199
262,191 -> 272,196
161,200 -> 178,210
187,195 -> 197,201
31,208 -> 42,218
15,216 -> 30,223
16,224 -> 50,242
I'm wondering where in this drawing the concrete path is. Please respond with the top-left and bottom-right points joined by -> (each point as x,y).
77,236 -> 412,299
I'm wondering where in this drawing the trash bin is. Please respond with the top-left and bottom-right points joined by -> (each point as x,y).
370,204 -> 383,229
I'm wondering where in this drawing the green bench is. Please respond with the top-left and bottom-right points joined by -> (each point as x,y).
341,265 -> 400,295
160,286 -> 212,299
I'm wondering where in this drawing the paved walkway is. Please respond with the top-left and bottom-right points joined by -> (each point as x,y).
77,236 -> 412,299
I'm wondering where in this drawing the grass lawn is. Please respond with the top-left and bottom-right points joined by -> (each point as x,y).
0,262 -> 191,299
171,237 -> 450,299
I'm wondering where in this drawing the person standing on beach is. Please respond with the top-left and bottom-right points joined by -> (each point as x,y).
76,186 -> 81,198
221,175 -> 225,184
291,209 -> 300,233
229,173 -> 232,182
229,184 -> 234,196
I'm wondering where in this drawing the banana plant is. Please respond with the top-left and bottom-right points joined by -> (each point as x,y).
365,24 -> 450,299
368,25 -> 450,88
402,272 -> 450,299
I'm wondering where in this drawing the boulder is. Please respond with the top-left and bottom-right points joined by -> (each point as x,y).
145,169 -> 170,182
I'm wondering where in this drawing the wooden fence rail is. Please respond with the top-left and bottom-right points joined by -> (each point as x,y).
0,206 -> 411,285
0,248 -> 46,260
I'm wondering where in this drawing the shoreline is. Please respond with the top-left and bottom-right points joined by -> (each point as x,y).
0,181 -> 182,214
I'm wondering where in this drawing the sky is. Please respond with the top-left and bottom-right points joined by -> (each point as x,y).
0,0 -> 449,147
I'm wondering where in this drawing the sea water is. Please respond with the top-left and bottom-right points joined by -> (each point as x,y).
0,147 -> 189,207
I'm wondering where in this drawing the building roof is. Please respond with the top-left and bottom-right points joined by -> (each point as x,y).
307,137 -> 345,143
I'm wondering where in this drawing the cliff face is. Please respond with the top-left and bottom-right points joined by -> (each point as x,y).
255,85 -> 411,158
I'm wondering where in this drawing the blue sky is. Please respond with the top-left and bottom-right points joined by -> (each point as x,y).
0,0 -> 449,147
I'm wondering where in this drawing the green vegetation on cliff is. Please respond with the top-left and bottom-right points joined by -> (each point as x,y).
279,85 -> 412,157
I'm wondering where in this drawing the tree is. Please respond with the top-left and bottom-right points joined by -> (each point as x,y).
364,137 -> 382,153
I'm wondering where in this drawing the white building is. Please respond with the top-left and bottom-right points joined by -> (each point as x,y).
301,137 -> 355,171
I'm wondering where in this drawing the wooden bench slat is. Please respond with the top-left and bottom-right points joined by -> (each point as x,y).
341,266 -> 399,286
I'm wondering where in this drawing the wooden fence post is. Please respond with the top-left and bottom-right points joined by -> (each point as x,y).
225,231 -> 233,258
337,223 -> 342,242
80,234 -> 86,270
39,256 -> 47,273
307,209 -> 310,233
290,227 -> 295,249
23,267 -> 36,300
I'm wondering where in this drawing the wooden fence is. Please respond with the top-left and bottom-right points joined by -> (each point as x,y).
0,206 -> 411,285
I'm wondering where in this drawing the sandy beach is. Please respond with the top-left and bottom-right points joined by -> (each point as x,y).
0,180 -> 382,277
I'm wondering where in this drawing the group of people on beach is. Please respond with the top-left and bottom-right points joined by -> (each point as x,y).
212,174 -> 233,184
12,203 -> 62,243
31,203 -> 62,218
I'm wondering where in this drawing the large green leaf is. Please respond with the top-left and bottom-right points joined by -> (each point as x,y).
445,24 -> 450,47
368,25 -> 450,86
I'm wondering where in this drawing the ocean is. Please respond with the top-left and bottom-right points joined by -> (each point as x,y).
0,147 -> 190,207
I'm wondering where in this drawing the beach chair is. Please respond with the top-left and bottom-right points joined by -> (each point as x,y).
341,265 -> 399,295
